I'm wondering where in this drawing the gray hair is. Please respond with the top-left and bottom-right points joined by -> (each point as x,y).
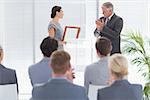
103,2 -> 114,12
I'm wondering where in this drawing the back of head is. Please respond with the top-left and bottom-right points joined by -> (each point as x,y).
51,6 -> 62,18
103,2 -> 114,12
50,50 -> 70,74
40,36 -> 58,57
95,37 -> 112,56
109,54 -> 128,79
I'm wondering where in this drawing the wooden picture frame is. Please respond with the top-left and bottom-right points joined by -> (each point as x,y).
62,26 -> 80,41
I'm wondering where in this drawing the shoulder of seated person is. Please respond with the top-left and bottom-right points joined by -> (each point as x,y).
131,84 -> 142,88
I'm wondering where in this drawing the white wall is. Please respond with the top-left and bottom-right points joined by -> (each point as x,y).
0,0 -> 5,46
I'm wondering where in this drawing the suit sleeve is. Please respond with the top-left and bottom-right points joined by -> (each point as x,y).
97,90 -> 101,100
94,28 -> 101,37
101,18 -> 123,39
84,67 -> 90,94
82,87 -> 89,100
28,67 -> 33,86
14,70 -> 19,93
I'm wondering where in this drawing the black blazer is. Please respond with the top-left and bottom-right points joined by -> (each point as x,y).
0,64 -> 18,92
94,14 -> 123,55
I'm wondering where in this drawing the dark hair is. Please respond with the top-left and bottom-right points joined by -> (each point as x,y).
51,50 -> 71,74
40,36 -> 58,57
51,6 -> 62,18
95,37 -> 112,56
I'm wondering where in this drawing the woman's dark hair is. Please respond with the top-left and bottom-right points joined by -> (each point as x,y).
51,6 -> 62,18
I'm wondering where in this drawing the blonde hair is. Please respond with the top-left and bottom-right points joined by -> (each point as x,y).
109,54 -> 128,79
50,50 -> 71,74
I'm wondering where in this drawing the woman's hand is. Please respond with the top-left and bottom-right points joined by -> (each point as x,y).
58,41 -> 67,45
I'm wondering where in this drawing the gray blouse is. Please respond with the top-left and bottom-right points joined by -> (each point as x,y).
48,22 -> 63,50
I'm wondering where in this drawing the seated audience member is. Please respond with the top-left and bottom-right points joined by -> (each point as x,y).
32,50 -> 88,100
28,37 -> 58,86
97,54 -> 143,100
84,37 -> 112,93
0,45 -> 18,92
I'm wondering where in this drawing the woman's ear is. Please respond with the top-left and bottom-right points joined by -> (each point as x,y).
56,11 -> 59,16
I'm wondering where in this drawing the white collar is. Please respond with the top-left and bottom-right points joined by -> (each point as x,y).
108,13 -> 114,20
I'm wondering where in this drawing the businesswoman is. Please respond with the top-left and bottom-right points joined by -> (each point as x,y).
48,6 -> 66,50
97,54 -> 143,100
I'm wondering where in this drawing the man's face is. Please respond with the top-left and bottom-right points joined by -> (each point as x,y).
101,6 -> 112,17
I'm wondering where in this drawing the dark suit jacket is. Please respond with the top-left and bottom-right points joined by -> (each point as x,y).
94,14 -> 123,55
97,80 -> 143,100
32,78 -> 88,100
0,64 -> 18,92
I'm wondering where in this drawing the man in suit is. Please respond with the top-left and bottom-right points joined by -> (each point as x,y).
0,45 -> 18,92
28,37 -> 58,86
94,2 -> 123,55
32,50 -> 88,100
84,37 -> 112,94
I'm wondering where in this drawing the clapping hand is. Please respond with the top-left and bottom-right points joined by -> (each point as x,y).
95,19 -> 105,31
65,68 -> 75,82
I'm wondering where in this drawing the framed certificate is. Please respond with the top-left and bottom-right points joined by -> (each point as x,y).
62,26 -> 80,41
